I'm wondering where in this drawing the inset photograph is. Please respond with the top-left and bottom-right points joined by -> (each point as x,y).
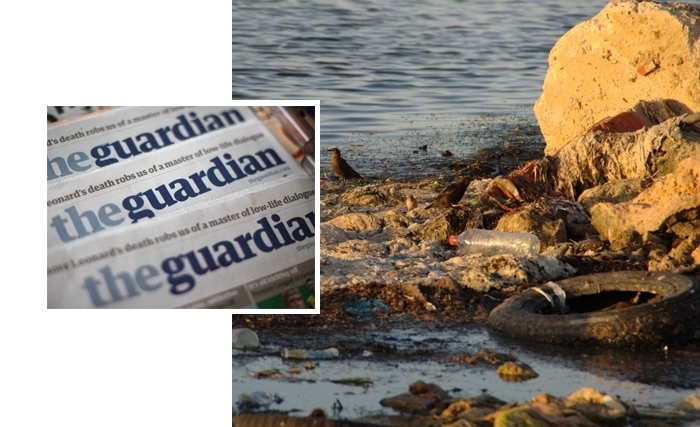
47,104 -> 319,310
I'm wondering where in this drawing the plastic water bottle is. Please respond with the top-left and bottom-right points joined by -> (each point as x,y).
448,229 -> 540,256
281,347 -> 340,359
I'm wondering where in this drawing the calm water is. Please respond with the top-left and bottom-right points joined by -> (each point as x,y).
234,326 -> 700,417
233,0 -> 626,176
234,0 -> 700,178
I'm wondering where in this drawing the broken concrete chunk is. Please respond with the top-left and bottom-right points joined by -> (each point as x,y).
534,0 -> 700,154
591,156 -> 700,239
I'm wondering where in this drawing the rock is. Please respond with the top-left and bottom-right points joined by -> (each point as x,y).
609,228 -> 643,252
379,381 -> 450,414
534,0 -> 700,154
418,207 -> 483,242
676,391 -> 700,413
564,387 -> 631,423
496,361 -> 539,381
591,156 -> 700,240
326,213 -> 383,232
320,223 -> 349,245
577,179 -> 645,211
666,220 -> 700,266
530,393 -> 566,407
496,210 -> 568,251
440,394 -> 507,423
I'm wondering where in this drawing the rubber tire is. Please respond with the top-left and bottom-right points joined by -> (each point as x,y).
487,271 -> 700,348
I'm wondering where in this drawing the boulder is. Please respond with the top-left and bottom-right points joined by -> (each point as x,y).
591,155 -> 700,240
534,0 -> 700,154
379,381 -> 451,414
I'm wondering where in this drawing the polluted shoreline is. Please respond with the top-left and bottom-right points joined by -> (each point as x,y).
234,110 -> 700,425
234,0 -> 700,422
234,131 -> 700,425
233,324 -> 700,426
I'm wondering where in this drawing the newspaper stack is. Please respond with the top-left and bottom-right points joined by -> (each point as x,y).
47,106 -> 316,309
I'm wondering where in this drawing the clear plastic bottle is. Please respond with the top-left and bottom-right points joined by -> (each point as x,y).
448,229 -> 540,256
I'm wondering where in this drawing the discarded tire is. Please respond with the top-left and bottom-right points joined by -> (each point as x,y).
487,271 -> 700,348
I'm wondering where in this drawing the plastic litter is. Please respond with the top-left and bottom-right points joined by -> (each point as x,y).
232,328 -> 260,349
544,281 -> 567,311
531,281 -> 568,314
281,347 -> 340,359
449,229 -> 540,257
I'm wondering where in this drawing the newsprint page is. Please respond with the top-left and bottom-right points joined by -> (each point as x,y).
47,105 -> 319,310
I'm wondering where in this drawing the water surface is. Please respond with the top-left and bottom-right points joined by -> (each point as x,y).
233,0 -> 624,177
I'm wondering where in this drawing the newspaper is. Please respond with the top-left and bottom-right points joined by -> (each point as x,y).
47,116 -> 307,249
47,106 -> 258,182
47,104 -> 318,310
48,177 -> 315,309
47,106 -> 112,124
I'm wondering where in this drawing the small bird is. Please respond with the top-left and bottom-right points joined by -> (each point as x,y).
426,177 -> 469,208
406,194 -> 418,211
328,147 -> 362,183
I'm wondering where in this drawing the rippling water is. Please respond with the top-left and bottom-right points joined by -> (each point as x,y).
233,0 -> 696,178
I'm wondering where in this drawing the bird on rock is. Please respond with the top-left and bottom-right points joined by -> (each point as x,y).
328,147 -> 362,183
426,177 -> 469,208
405,194 -> 418,211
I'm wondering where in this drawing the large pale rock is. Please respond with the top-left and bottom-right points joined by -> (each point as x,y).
591,155 -> 700,239
535,0 -> 700,154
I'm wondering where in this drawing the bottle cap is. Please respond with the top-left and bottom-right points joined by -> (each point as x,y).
448,235 -> 457,246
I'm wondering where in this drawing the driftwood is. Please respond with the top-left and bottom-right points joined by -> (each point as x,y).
481,111 -> 700,206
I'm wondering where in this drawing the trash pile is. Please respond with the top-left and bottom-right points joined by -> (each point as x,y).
319,0 -> 700,332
